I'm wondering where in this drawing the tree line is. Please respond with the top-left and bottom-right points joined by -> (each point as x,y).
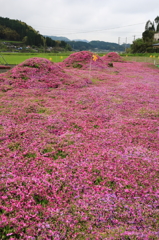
130,16 -> 159,53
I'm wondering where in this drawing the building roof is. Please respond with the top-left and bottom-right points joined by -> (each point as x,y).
152,43 -> 159,46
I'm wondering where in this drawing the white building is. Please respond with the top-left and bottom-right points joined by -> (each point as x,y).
154,33 -> 159,41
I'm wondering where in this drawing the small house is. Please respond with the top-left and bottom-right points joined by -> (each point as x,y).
154,33 -> 159,41
152,43 -> 159,49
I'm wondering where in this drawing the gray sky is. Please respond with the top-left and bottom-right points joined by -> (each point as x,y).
0,0 -> 158,44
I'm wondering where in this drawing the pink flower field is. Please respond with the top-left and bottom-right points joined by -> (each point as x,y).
0,52 -> 159,239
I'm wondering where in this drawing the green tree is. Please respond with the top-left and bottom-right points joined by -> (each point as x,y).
65,43 -> 72,51
145,20 -> 155,31
142,30 -> 154,42
155,16 -> 159,32
59,40 -> 67,48
22,36 -> 28,44
130,38 -> 148,53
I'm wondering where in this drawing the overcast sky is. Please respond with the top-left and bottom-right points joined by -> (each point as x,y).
0,0 -> 159,44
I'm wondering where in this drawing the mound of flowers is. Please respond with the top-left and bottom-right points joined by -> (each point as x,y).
102,52 -> 124,62
61,51 -> 106,69
0,57 -> 72,89
0,58 -> 159,239
0,57 -> 95,89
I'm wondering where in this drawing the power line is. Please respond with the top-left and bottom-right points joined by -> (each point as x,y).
33,22 -> 145,36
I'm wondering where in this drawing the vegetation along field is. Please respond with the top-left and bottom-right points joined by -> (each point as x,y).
0,52 -> 70,65
0,51 -> 159,239
1,52 -> 159,66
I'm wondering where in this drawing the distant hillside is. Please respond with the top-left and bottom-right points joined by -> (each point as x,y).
0,16 -> 71,50
67,40 -> 130,51
73,39 -> 89,43
45,35 -> 71,42
45,36 -> 89,43
90,41 -> 130,51
44,36 -> 128,51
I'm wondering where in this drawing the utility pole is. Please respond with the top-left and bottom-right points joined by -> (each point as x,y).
125,37 -> 127,52
133,35 -> 136,41
118,37 -> 120,45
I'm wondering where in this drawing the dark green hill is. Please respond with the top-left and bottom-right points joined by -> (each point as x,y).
67,40 -> 130,51
0,16 -> 71,50
0,16 -> 44,46
89,41 -> 129,51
